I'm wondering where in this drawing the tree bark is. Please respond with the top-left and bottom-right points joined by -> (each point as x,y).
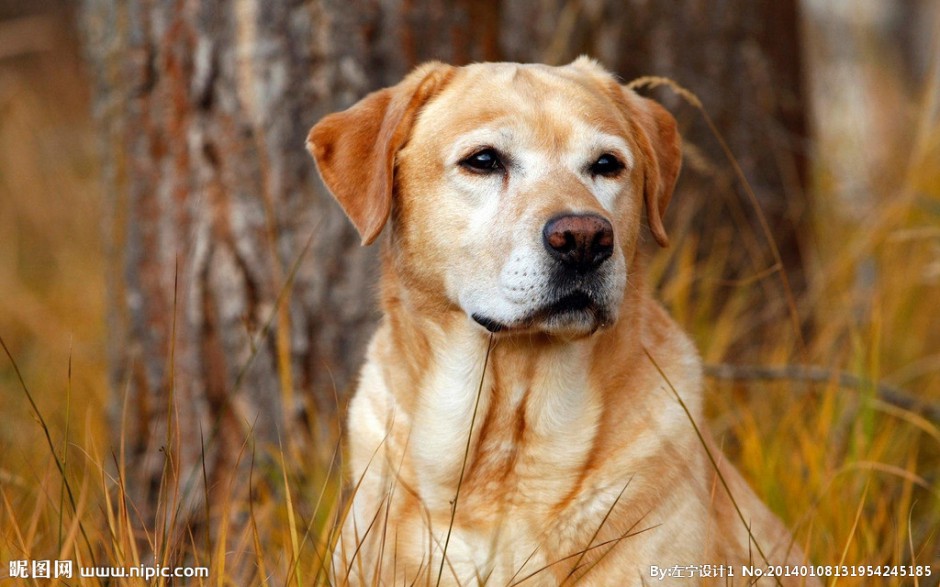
80,0 -> 504,547
80,0 -> 807,558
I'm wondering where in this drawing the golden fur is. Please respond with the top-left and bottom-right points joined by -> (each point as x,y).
308,58 -> 816,586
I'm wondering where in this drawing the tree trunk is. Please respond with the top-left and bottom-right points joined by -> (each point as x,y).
80,0 -> 503,546
80,0 -> 807,556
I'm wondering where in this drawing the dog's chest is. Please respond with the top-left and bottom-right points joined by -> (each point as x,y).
409,337 -> 603,521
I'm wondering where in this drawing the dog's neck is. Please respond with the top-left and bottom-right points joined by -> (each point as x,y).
371,248 -> 694,516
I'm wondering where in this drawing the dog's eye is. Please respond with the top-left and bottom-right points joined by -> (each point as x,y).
460,148 -> 504,174
589,154 -> 625,177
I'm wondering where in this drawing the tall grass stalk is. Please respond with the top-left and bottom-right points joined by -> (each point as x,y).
435,333 -> 496,587
0,334 -> 96,567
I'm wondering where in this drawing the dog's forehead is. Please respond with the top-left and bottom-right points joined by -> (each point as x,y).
413,62 -> 629,143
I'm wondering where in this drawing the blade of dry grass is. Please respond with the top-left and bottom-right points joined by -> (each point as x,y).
559,476 -> 634,585
0,333 -> 97,567
628,75 -> 807,360
435,333 -> 495,587
57,340 -> 73,554
643,345 -> 783,587
832,481 -> 870,587
247,446 -> 273,587
305,438 -> 343,585
278,437 -> 305,587
509,521 -> 662,587
199,425 -> 212,572
335,432 -> 399,583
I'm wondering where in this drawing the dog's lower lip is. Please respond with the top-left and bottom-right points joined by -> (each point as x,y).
471,313 -> 505,332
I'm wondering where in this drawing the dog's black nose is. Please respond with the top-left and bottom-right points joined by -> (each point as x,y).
542,213 -> 614,271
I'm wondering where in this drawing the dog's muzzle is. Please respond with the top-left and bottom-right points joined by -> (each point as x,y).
472,213 -> 620,335
535,213 -> 617,330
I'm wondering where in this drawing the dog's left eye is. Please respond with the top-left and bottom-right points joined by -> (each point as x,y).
589,154 -> 625,177
460,148 -> 505,174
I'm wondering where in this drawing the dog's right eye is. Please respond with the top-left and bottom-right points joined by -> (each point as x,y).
589,153 -> 625,177
460,148 -> 504,174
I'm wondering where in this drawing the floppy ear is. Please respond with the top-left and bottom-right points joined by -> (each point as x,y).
622,90 -> 682,248
306,62 -> 454,245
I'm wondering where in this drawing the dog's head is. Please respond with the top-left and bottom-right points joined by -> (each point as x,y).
308,58 -> 681,338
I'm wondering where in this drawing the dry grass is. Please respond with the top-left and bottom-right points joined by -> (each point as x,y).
1,14 -> 939,587
653,183 -> 940,584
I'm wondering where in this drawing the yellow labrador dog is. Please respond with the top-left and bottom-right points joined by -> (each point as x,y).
308,58 -> 815,586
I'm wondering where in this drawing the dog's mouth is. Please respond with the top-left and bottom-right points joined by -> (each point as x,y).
547,290 -> 594,314
472,290 -> 611,335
